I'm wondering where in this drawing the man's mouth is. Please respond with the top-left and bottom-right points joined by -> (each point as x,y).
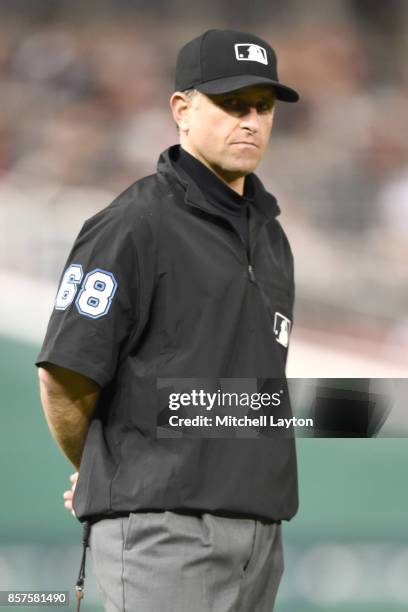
231,142 -> 258,148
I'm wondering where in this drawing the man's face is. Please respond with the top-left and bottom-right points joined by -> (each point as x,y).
177,85 -> 276,181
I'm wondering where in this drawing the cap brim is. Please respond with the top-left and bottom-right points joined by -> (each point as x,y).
195,74 -> 299,103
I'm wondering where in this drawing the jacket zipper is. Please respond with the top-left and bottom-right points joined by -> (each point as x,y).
224,224 -> 258,284
227,226 -> 257,284
184,195 -> 261,284
239,227 -> 257,284
247,263 -> 256,283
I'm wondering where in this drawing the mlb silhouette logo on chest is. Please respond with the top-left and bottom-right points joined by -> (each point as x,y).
274,312 -> 291,348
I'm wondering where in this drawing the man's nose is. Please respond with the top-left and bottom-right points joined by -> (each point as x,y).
240,106 -> 260,131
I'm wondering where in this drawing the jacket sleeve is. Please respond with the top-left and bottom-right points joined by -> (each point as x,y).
35,204 -> 140,387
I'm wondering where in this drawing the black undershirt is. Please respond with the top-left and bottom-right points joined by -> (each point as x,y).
175,146 -> 253,251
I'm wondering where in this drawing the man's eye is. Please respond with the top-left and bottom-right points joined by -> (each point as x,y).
217,97 -> 274,113
222,98 -> 242,111
256,101 -> 273,113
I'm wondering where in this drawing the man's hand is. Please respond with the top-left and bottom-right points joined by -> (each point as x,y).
63,472 -> 78,516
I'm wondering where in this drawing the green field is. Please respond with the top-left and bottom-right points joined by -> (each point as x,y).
1,336 -> 407,611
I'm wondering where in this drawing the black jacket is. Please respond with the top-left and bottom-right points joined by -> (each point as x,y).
36,145 -> 298,523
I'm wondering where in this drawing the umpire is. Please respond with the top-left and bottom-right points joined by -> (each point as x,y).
36,29 -> 300,612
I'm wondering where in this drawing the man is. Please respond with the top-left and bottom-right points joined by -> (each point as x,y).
37,29 -> 300,612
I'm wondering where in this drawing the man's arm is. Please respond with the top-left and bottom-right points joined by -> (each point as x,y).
37,364 -> 100,470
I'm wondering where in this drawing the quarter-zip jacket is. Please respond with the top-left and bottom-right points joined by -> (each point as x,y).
176,146 -> 252,250
36,145 -> 299,524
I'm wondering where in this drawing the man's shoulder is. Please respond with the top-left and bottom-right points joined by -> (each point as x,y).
106,172 -> 167,218
81,171 -> 170,233
250,175 -> 294,264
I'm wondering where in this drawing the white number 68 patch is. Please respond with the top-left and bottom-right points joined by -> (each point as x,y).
55,264 -> 117,319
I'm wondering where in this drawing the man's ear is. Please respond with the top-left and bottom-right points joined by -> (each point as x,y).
169,92 -> 191,133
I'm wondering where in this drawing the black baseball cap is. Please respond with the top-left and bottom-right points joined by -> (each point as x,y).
175,29 -> 299,103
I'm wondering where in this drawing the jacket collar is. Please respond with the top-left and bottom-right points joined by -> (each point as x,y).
157,145 -> 281,221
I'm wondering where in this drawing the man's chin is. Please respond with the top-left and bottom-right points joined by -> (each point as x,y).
230,153 -> 261,174
226,163 -> 258,177
210,157 -> 258,182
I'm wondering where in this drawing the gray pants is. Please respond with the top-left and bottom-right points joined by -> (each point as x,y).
89,511 -> 284,612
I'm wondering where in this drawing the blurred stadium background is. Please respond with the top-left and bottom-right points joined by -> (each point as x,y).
0,1 -> 407,610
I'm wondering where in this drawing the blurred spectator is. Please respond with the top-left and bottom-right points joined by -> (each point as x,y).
0,3 -> 406,366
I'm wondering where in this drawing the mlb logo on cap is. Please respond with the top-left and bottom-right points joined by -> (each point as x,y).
235,43 -> 268,65
175,29 -> 299,102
